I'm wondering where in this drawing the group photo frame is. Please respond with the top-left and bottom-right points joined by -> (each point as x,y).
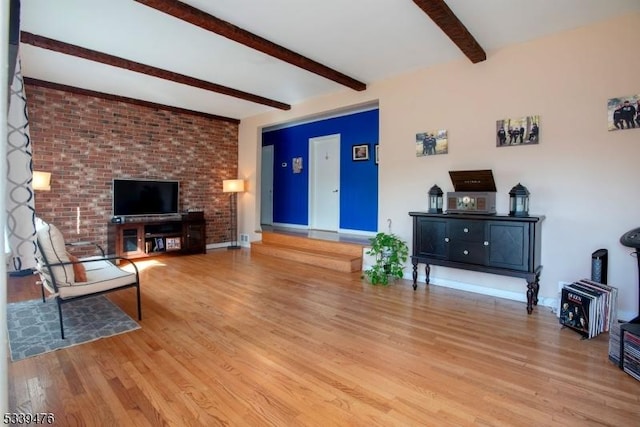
496,115 -> 540,147
608,94 -> 640,131
415,130 -> 448,157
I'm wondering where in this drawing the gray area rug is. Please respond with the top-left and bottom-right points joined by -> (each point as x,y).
7,295 -> 140,361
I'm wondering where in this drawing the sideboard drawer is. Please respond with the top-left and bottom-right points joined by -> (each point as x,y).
449,242 -> 486,265
448,220 -> 485,241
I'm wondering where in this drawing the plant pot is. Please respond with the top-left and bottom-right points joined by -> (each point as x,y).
363,232 -> 409,285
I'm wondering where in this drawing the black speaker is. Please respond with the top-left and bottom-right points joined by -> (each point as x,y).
591,248 -> 608,284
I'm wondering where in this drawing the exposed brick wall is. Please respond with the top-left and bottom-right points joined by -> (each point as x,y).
26,83 -> 239,252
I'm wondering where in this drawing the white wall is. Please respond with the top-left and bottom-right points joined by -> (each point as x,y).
239,13 -> 640,320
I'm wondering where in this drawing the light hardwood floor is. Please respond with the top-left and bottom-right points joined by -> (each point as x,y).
7,249 -> 640,426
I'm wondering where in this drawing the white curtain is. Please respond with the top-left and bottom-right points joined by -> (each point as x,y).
6,51 -> 36,271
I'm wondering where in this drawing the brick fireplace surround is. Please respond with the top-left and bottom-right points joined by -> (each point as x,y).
26,82 -> 240,253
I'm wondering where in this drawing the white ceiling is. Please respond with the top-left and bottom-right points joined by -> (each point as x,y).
19,0 -> 640,120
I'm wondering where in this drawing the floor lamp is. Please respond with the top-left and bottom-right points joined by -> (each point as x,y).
222,179 -> 245,250
33,170 -> 52,191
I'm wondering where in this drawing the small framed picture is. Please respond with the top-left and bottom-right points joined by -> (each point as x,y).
352,144 -> 369,161
375,144 -> 379,165
166,237 -> 181,251
292,157 -> 303,173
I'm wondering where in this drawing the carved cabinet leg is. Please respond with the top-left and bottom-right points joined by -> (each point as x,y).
533,273 -> 540,305
412,262 -> 418,290
526,281 -> 535,314
425,264 -> 431,285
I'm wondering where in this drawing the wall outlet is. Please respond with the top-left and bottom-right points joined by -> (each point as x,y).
240,234 -> 249,243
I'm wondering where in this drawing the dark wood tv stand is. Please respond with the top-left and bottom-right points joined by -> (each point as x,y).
107,213 -> 206,259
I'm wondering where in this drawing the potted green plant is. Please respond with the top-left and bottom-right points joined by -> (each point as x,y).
363,232 -> 409,285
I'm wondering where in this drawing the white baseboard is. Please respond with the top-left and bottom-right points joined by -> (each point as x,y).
403,273 -> 639,321
266,223 -> 376,237
404,271 -> 558,311
338,228 -> 376,237
206,242 -> 238,250
617,310 -> 638,322
270,222 -> 309,230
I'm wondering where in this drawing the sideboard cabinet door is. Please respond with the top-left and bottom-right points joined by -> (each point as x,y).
486,221 -> 530,271
414,216 -> 448,259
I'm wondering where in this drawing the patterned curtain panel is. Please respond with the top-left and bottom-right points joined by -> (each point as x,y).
6,52 -> 36,271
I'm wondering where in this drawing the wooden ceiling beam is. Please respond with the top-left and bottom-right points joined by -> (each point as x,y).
134,0 -> 367,91
20,31 -> 291,110
413,0 -> 486,64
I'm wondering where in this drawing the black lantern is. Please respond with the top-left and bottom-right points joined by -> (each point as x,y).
509,183 -> 530,217
428,184 -> 443,213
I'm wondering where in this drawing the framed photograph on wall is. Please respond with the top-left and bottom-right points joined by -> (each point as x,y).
415,130 -> 448,157
608,94 -> 639,131
292,156 -> 303,173
496,115 -> 540,146
352,144 -> 369,161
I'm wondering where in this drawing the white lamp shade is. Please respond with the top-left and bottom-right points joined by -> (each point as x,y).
32,171 -> 51,191
223,179 -> 245,193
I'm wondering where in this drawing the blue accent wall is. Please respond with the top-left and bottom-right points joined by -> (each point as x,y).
263,109 -> 378,232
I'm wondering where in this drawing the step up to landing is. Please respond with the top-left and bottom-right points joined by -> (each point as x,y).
251,231 -> 364,273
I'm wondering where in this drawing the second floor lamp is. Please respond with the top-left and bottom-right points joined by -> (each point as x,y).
32,171 -> 51,191
222,179 -> 245,250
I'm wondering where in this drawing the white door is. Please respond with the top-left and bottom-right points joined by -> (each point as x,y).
260,145 -> 274,225
309,134 -> 340,231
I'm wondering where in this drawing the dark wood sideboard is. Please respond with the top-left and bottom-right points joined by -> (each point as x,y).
409,212 -> 544,314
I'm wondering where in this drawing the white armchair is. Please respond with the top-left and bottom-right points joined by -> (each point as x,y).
34,219 -> 141,338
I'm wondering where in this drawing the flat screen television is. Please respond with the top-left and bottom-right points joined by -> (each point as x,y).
112,179 -> 179,217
